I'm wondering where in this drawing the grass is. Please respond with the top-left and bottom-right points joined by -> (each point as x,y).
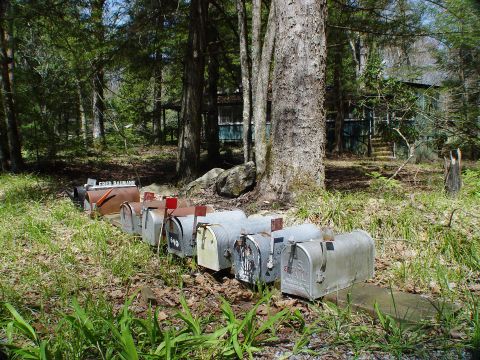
0,157 -> 479,358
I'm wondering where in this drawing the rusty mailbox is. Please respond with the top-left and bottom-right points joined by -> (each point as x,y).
142,205 -> 214,246
120,198 -> 189,235
85,185 -> 140,216
281,230 -> 375,300
196,216 -> 277,272
232,223 -> 322,284
165,210 -> 247,258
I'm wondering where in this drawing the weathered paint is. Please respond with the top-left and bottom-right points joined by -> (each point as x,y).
196,216 -> 275,271
233,224 -> 322,284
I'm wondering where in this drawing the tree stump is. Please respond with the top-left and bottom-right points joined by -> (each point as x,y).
444,149 -> 462,196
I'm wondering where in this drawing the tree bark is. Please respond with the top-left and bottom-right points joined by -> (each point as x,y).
236,0 -> 252,163
0,1 -> 23,172
152,7 -> 164,144
262,0 -> 327,198
152,55 -> 163,144
253,4 -> 275,178
91,0 -> 106,146
206,23 -> 220,164
176,0 -> 208,181
0,85 -> 9,171
251,0 -> 261,97
332,45 -> 344,154
77,82 -> 88,147
92,66 -> 105,145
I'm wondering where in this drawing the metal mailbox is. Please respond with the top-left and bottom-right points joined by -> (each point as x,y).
120,199 -> 189,235
141,206 -> 214,246
196,216 -> 275,271
232,224 -> 322,284
85,187 -> 140,216
281,230 -> 375,300
166,210 -> 247,258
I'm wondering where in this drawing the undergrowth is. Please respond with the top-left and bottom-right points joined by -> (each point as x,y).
0,162 -> 478,358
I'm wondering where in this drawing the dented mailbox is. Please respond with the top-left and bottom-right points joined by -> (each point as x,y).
196,216 -> 275,272
120,199 -> 189,235
166,210 -> 247,258
233,224 -> 322,284
141,206 -> 213,246
281,230 -> 375,300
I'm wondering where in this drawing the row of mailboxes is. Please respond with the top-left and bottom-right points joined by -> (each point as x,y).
74,182 -> 375,300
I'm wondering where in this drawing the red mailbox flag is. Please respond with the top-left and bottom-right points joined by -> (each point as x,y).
271,218 -> 283,232
195,206 -> 208,217
165,197 -> 178,210
143,192 -> 155,201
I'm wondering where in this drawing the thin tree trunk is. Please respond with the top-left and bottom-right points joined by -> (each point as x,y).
77,82 -> 88,146
152,56 -> 162,143
262,0 -> 327,198
152,7 -> 164,144
0,2 -> 22,172
253,4 -> 275,178
251,0 -> 261,98
206,23 -> 220,164
0,85 -> 9,171
236,0 -> 252,163
92,67 -> 105,145
332,45 -> 344,154
176,0 -> 208,181
91,0 -> 106,146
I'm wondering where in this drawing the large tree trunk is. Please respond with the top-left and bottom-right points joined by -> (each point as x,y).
236,0 -> 252,163
176,0 -> 208,181
206,23 -> 220,164
262,0 -> 327,198
332,45 -> 344,154
0,2 -> 23,172
253,4 -> 275,178
91,0 -> 106,146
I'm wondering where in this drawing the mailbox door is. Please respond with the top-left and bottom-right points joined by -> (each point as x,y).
120,204 -> 135,234
197,225 -> 221,271
234,236 -> 261,284
281,243 -> 315,299
142,211 -> 163,246
166,218 -> 185,257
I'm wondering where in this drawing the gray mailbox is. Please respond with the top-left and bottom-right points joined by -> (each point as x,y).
196,216 -> 275,272
165,210 -> 247,258
281,230 -> 375,300
232,224 -> 322,284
